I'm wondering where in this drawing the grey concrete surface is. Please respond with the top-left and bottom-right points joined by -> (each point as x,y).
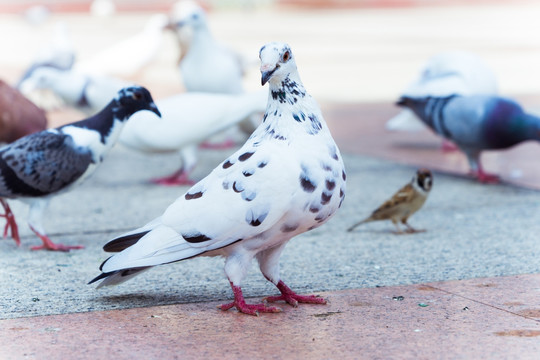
1,144 -> 539,320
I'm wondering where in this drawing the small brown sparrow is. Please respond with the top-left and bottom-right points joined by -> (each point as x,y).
348,168 -> 432,234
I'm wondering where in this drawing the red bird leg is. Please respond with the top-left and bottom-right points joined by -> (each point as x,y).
28,226 -> 84,252
150,168 -> 195,186
218,281 -> 282,316
471,162 -> 499,184
0,199 -> 20,246
441,139 -> 458,152
199,138 -> 236,150
264,280 -> 327,307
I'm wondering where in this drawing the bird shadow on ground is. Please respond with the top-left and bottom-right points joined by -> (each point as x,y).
89,289 -> 231,308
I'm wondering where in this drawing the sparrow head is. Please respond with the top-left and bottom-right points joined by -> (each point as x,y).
259,42 -> 297,86
116,86 -> 161,118
414,168 -> 433,192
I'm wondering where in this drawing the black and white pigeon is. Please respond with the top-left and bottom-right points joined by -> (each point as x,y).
0,86 -> 160,251
398,95 -> 540,183
89,42 -> 347,316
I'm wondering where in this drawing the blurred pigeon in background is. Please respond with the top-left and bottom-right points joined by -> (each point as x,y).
169,2 -> 245,94
17,65 -> 266,185
76,14 -> 168,78
18,66 -> 130,115
0,79 -> 47,144
387,51 -> 498,135
348,169 -> 432,234
120,90 -> 267,185
89,42 -> 346,316
398,95 -> 540,183
0,86 -> 160,251
167,2 -> 258,140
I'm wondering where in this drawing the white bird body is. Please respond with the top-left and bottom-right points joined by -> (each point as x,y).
172,6 -> 244,94
18,66 -> 131,115
387,51 -> 498,132
90,42 -> 346,315
119,90 -> 266,153
76,14 -> 168,78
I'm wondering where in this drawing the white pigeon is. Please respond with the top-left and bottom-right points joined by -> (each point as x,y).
386,51 -> 498,132
17,66 -> 267,185
18,66 -> 131,115
89,42 -> 347,316
76,14 -> 168,78
0,86 -> 160,251
120,90 -> 267,185
170,4 -> 245,94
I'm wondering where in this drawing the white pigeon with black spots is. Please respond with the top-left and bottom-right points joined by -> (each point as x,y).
89,42 -> 346,316
0,86 -> 160,251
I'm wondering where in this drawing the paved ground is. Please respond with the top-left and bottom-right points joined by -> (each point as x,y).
1,1 -> 540,359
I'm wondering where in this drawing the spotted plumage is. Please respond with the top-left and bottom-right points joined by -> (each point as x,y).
348,169 -> 432,234
0,86 -> 160,251
89,42 -> 346,316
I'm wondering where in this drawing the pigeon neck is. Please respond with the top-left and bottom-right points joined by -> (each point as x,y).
267,73 -> 306,106
65,100 -> 129,144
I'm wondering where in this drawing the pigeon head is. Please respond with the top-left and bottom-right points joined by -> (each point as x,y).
115,86 -> 161,119
171,6 -> 207,30
414,168 -> 433,192
259,42 -> 298,86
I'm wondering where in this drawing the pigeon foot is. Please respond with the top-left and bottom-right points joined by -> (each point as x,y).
0,199 -> 20,246
29,227 -> 84,252
441,140 -> 458,152
472,170 -> 499,184
219,282 -> 282,315
199,138 -> 236,150
264,280 -> 327,307
150,170 -> 195,186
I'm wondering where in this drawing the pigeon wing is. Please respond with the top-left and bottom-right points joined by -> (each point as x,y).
0,130 -> 93,197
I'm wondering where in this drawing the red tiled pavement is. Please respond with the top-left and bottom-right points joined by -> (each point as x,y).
323,97 -> 540,190
1,274 -> 539,359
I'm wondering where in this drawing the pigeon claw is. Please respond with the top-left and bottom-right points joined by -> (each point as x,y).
267,280 -> 327,307
0,199 -> 20,246
218,301 -> 281,316
199,138 -> 236,150
264,293 -> 327,307
150,170 -> 195,186
471,169 -> 500,184
29,227 -> 84,252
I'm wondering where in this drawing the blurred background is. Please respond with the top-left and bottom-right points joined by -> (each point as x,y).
0,0 -> 540,185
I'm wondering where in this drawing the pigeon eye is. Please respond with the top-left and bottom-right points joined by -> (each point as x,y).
282,51 -> 290,62
132,92 -> 143,100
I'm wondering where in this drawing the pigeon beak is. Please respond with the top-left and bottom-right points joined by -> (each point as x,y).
396,97 -> 407,106
261,64 -> 279,86
149,103 -> 161,118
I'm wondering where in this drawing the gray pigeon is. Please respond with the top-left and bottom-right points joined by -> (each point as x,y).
89,42 -> 347,316
397,95 -> 540,183
0,86 -> 160,251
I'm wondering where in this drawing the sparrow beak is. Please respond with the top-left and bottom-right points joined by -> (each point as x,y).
396,97 -> 407,106
261,63 -> 279,86
149,102 -> 161,118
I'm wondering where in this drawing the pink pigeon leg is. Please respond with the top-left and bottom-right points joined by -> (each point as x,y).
441,139 -> 458,152
150,168 -> 195,186
218,281 -> 282,316
0,199 -> 20,246
199,138 -> 236,150
471,162 -> 499,184
29,225 -> 84,252
264,280 -> 327,307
